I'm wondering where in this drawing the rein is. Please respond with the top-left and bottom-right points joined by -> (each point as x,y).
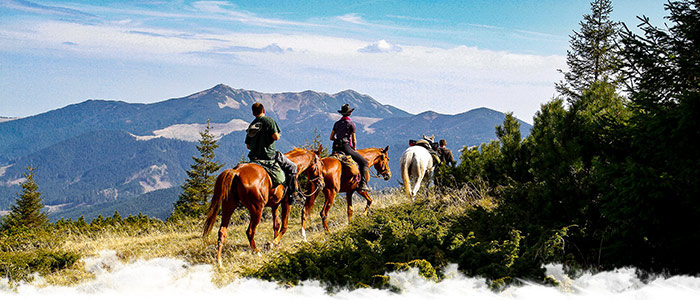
299,175 -> 324,197
368,154 -> 390,179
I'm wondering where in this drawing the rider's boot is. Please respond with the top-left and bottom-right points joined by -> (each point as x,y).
286,174 -> 304,205
357,170 -> 371,192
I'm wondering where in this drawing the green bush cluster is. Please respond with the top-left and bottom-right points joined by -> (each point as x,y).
51,211 -> 164,234
0,249 -> 79,284
251,199 -> 552,290
1,211 -> 165,285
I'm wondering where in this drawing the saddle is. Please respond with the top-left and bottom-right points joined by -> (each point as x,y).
409,139 -> 442,166
330,152 -> 360,182
251,159 -> 285,187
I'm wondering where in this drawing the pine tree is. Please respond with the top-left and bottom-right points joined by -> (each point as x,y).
2,165 -> 49,230
556,0 -> 622,102
171,120 -> 224,218
303,128 -> 329,158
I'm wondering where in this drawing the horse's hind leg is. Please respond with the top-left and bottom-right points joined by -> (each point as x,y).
246,207 -> 263,255
412,172 -> 425,198
271,204 -> 281,246
274,201 -> 290,246
216,201 -> 238,268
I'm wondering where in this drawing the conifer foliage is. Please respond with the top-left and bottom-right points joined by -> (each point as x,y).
2,165 -> 49,229
556,0 -> 622,101
171,120 -> 224,218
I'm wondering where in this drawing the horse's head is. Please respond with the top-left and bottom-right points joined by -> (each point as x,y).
310,146 -> 325,188
287,147 -> 325,189
373,146 -> 391,181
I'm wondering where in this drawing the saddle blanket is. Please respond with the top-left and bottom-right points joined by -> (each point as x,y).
251,159 -> 285,187
330,152 -> 360,182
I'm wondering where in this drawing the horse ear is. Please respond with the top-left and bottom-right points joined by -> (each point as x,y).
317,144 -> 323,154
383,145 -> 389,153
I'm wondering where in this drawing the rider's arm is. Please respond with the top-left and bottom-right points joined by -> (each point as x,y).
329,130 -> 336,141
351,132 -> 357,149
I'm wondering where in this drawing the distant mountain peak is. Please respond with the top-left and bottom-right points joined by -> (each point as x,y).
334,89 -> 364,97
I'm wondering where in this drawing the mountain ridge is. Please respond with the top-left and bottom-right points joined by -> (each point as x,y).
0,84 -> 531,220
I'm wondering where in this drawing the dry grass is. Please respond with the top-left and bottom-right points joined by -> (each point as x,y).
43,188 -> 414,287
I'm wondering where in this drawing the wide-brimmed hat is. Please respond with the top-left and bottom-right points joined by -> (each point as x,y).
338,104 -> 355,115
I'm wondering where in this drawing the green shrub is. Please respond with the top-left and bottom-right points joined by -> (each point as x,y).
252,198 -> 548,290
0,249 -> 80,283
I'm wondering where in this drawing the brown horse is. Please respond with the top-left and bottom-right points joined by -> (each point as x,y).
203,147 -> 324,266
300,146 -> 391,239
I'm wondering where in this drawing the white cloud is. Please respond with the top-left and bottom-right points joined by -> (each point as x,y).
358,40 -> 402,53
0,13 -> 564,121
337,13 -> 365,25
189,1 -> 317,27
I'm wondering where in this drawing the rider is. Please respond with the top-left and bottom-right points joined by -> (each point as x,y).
330,104 -> 370,192
245,102 -> 303,203
437,139 -> 455,167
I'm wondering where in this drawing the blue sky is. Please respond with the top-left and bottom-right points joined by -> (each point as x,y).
0,0 -> 668,122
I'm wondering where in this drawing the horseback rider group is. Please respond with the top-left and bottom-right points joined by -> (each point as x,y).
244,102 -> 455,200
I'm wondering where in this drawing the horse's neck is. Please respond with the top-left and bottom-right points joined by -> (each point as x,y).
361,149 -> 380,166
290,152 -> 313,172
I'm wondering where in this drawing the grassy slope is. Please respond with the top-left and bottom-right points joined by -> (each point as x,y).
41,188 -> 414,287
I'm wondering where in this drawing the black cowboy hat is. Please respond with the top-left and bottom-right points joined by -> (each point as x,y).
338,104 -> 355,115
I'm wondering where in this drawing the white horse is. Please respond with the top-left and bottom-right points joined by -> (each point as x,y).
400,145 -> 435,199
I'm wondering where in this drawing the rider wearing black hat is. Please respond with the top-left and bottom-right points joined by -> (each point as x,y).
330,104 -> 370,191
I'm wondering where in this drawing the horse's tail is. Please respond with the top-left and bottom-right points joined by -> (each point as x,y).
203,169 -> 237,237
400,151 -> 412,197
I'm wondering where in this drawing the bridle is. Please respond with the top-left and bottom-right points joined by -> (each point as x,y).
299,153 -> 325,197
370,152 -> 391,180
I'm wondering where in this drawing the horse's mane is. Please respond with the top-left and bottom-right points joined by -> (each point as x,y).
286,147 -> 308,155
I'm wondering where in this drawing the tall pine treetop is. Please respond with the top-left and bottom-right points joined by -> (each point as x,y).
556,0 -> 622,102
2,165 -> 49,229
171,120 -> 225,219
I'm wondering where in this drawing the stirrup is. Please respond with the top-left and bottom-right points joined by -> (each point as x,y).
286,188 -> 303,205
357,182 -> 371,192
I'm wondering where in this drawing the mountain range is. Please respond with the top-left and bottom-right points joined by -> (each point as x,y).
0,84 -> 531,221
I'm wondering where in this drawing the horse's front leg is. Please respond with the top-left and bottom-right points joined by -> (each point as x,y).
271,204 -> 281,243
321,188 -> 336,232
346,191 -> 354,224
301,181 -> 318,241
356,190 -> 374,216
